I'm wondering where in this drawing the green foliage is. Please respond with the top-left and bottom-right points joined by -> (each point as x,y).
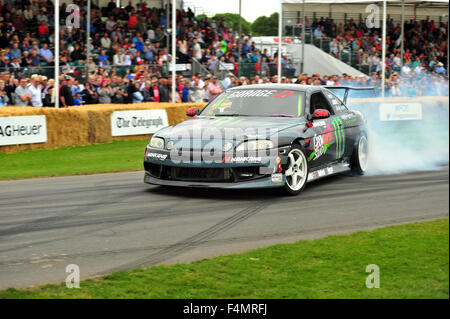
0,140 -> 148,180
251,12 -> 279,36
1,219 -> 448,298
213,13 -> 251,35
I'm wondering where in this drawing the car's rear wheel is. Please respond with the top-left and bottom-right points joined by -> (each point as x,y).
283,145 -> 308,195
351,134 -> 369,175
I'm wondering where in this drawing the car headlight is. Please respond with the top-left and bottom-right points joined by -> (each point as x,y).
166,140 -> 174,150
222,142 -> 233,152
149,136 -> 165,149
236,140 -> 273,152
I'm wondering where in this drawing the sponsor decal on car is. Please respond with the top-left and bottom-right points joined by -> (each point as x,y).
312,135 -> 325,160
230,156 -> 261,163
340,113 -> 355,121
313,120 -> 326,127
335,104 -> 347,112
308,122 -> 336,161
227,89 -> 277,99
147,152 -> 168,160
223,156 -> 262,163
307,166 -> 334,181
308,117 -> 345,161
331,117 -> 345,159
271,173 -> 283,183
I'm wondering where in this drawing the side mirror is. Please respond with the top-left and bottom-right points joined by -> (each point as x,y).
186,107 -> 199,117
312,109 -> 330,120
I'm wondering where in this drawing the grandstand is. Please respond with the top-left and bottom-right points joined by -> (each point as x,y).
0,0 -> 447,108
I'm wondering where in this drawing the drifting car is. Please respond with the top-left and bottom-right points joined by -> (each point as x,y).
144,84 -> 370,195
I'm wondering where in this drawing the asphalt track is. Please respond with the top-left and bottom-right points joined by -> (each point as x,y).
0,167 -> 448,289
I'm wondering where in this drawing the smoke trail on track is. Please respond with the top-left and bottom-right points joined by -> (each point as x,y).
348,86 -> 449,175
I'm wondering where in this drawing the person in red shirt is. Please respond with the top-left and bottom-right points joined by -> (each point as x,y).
128,12 -> 138,30
38,21 -> 49,37
120,38 -> 131,50
150,78 -> 160,102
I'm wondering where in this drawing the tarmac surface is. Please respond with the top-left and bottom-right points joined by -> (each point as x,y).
0,167 -> 448,289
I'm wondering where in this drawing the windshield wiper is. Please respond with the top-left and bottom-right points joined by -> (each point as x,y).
271,114 -> 295,117
214,114 -> 249,117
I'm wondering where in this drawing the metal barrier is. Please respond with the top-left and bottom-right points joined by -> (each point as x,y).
0,63 -> 195,80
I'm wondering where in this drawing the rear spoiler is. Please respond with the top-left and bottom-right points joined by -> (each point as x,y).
322,86 -> 375,104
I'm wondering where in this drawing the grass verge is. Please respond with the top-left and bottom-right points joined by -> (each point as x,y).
1,219 -> 448,299
0,140 -> 148,180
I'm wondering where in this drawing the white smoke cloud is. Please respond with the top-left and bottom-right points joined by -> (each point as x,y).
348,90 -> 449,175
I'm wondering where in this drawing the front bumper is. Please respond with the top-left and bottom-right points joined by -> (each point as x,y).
143,146 -> 289,189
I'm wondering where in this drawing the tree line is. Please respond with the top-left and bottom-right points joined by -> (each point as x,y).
198,13 -> 279,36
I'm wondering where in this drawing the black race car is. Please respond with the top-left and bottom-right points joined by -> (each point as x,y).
144,84 -> 369,195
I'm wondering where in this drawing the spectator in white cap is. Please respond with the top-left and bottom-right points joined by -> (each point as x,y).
28,75 -> 43,107
221,73 -> 234,89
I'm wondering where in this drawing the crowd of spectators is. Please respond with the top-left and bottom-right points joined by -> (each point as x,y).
2,68 -> 447,107
305,16 -> 448,76
0,0 -> 448,107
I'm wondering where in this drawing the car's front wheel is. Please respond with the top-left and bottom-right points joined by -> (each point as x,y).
283,145 -> 309,195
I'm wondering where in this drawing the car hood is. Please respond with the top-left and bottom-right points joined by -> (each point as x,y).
152,116 -> 305,150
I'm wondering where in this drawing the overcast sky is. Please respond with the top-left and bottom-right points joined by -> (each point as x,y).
183,0 -> 280,22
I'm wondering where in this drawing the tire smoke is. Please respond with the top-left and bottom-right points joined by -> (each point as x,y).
348,94 -> 449,175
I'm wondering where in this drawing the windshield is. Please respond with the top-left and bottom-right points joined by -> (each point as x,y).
201,89 -> 305,117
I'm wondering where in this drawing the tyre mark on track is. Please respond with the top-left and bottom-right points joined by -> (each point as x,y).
104,199 -> 273,273
286,179 -> 448,203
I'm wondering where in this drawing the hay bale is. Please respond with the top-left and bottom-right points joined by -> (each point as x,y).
0,103 -> 206,153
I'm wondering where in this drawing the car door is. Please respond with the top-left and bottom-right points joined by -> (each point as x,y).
322,89 -> 356,160
307,90 -> 341,166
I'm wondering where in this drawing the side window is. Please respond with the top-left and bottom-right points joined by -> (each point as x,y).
309,92 -> 335,115
325,91 -> 348,113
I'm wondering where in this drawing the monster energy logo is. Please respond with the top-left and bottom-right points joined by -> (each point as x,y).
331,118 -> 345,159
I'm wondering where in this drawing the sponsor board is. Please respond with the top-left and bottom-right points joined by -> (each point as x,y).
379,103 -> 422,121
168,64 -> 191,71
219,63 -> 235,71
111,110 -> 169,137
0,115 -> 47,146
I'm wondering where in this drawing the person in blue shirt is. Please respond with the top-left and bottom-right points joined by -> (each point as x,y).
241,39 -> 250,59
135,37 -> 145,53
251,50 -> 260,63
181,82 -> 190,102
143,40 -> 154,62
83,19 -> 95,34
314,26 -> 323,38
435,62 -> 446,75
10,43 -> 22,60
160,15 -> 167,27
97,50 -> 109,66
73,92 -> 85,106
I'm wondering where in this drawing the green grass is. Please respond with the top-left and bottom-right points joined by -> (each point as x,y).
1,219 -> 448,299
0,140 -> 148,180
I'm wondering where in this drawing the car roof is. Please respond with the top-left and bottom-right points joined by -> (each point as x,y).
226,84 -> 318,92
